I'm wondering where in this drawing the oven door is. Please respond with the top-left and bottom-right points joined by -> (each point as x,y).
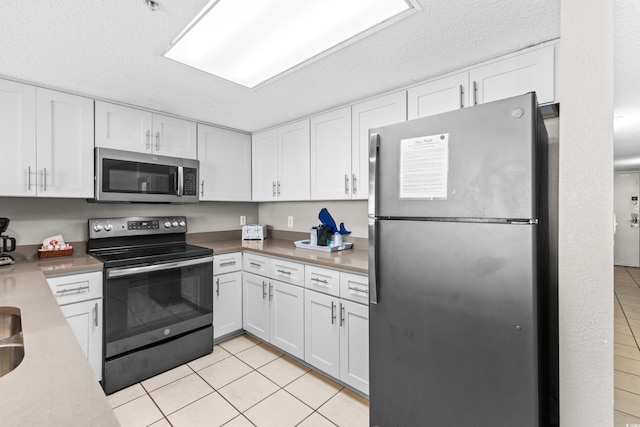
104,255 -> 213,358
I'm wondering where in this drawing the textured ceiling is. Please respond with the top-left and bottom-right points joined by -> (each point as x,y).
0,0 -> 560,134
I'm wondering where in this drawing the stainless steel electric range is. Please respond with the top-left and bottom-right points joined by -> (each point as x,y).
87,216 -> 213,395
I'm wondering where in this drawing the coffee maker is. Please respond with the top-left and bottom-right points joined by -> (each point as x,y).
0,217 -> 16,266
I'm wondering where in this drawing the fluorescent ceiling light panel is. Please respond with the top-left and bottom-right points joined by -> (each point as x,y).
164,0 -> 418,88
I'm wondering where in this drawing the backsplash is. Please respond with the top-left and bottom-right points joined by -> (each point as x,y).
0,198 -> 259,245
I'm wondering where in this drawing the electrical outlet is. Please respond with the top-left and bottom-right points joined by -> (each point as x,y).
240,215 -> 246,226
287,216 -> 294,228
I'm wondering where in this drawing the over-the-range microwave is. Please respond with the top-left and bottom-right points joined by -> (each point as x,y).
94,147 -> 199,203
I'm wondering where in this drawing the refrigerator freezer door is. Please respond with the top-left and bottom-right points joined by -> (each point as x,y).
372,93 -> 541,220
369,219 -> 539,427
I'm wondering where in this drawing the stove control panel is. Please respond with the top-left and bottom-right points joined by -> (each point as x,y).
88,216 -> 188,239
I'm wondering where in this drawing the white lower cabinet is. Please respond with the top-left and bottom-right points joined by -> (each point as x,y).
339,299 -> 369,394
213,253 -> 243,340
59,299 -> 103,380
269,280 -> 304,358
242,271 -> 305,359
304,290 -> 340,378
214,270 -> 243,340
304,289 -> 369,395
241,254 -> 369,394
47,271 -> 103,381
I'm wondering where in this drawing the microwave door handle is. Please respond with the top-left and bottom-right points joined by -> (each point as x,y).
177,166 -> 184,196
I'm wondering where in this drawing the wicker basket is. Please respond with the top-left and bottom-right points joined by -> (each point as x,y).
38,248 -> 73,259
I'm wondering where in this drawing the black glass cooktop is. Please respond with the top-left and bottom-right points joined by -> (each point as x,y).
92,244 -> 212,268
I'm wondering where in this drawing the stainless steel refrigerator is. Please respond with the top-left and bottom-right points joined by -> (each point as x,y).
368,93 -> 558,427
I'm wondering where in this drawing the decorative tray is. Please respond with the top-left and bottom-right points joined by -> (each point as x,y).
38,248 -> 74,259
294,240 -> 353,252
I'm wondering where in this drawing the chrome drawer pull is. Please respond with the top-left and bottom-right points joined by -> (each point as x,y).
348,285 -> 369,295
220,261 -> 236,267
249,262 -> 262,268
277,269 -> 291,275
331,301 -> 336,324
311,277 -> 329,284
56,285 -> 90,295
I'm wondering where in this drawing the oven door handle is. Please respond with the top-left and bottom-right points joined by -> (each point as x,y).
106,256 -> 214,278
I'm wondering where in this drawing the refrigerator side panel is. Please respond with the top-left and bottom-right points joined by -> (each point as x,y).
373,92 -> 538,220
370,220 -> 539,427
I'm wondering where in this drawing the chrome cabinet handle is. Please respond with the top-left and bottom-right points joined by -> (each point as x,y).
262,281 -> 267,299
220,261 -> 236,267
155,131 -> 160,151
311,277 -> 329,284
42,168 -> 47,192
94,302 -> 98,327
27,166 -> 32,191
472,81 -> 478,106
276,269 -> 291,275
56,285 -> 90,295
352,174 -> 357,194
331,301 -> 336,325
340,303 -> 345,327
348,285 -> 369,295
272,181 -> 276,197
249,261 -> 261,268
345,174 -> 349,195
200,180 -> 204,197
277,181 -> 281,196
216,277 -> 220,296
268,282 -> 273,300
459,84 -> 464,109
146,130 -> 151,150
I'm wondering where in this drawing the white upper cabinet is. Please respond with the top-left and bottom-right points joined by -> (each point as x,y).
152,113 -> 197,159
94,101 -> 151,153
310,107 -> 352,200
36,88 -> 94,198
0,79 -> 36,196
351,91 -> 407,200
407,72 -> 468,120
252,119 -> 310,201
278,120 -> 310,200
469,45 -> 555,106
198,124 -> 251,201
95,101 -> 197,159
251,129 -> 279,201
0,80 -> 93,198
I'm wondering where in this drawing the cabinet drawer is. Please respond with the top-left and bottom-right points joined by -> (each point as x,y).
271,258 -> 304,287
340,272 -> 369,305
214,252 -> 242,274
305,265 -> 340,297
47,271 -> 103,305
243,252 -> 271,277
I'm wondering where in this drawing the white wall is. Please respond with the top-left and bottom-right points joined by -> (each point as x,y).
559,0 -> 614,425
0,198 -> 259,244
258,200 -> 368,238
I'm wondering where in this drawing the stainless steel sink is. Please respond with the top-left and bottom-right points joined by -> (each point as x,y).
0,307 -> 21,341
0,307 -> 24,377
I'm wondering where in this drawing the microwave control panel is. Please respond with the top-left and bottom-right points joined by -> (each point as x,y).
183,168 -> 197,196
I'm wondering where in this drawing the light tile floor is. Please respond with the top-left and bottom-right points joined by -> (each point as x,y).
614,266 -> 640,425
108,334 -> 369,427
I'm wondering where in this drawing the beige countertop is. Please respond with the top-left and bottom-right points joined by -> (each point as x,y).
193,237 -> 369,274
0,255 -> 119,427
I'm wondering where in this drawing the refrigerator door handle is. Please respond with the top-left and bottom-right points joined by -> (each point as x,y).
368,132 -> 380,304
369,217 -> 379,304
368,133 -> 379,218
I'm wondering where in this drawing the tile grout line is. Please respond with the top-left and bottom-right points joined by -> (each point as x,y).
617,268 -> 640,350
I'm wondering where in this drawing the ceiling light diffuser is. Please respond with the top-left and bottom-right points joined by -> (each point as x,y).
163,0 -> 420,88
